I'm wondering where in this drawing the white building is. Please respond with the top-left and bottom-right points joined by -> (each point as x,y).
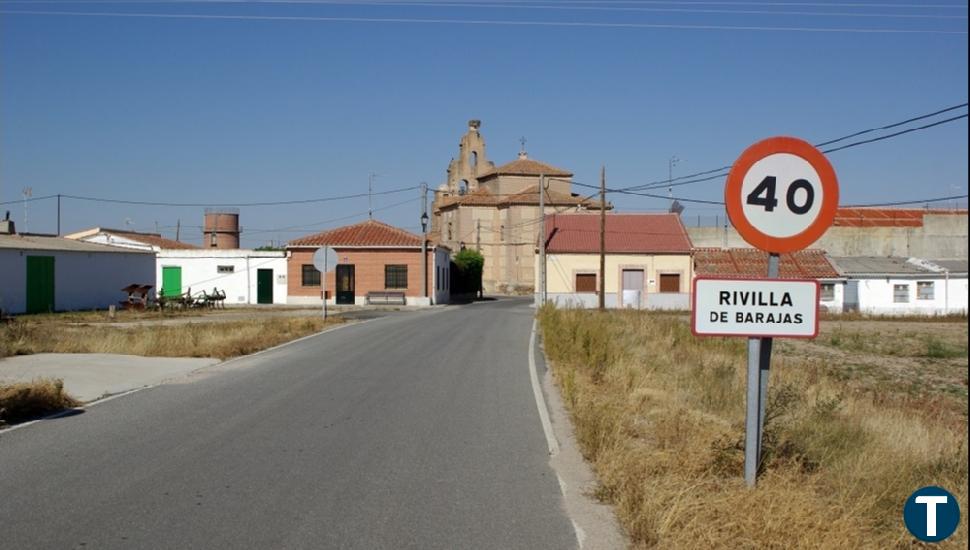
0,229 -> 155,315
66,226 -> 290,305
830,256 -> 968,315
156,249 -> 289,305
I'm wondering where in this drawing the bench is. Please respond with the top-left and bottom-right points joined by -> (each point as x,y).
366,291 -> 407,305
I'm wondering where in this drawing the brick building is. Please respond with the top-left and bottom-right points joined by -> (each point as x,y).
286,219 -> 450,306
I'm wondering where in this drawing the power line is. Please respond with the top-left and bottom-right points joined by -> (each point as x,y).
3,1 -> 965,20
57,184 -> 419,207
1,9 -> 965,33
619,102 -> 968,193
842,194 -> 968,207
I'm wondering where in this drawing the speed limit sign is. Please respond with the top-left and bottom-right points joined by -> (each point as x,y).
725,136 -> 839,253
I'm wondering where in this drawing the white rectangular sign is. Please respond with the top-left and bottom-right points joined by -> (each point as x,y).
692,278 -> 820,338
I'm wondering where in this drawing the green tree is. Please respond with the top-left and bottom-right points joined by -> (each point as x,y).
452,248 -> 485,297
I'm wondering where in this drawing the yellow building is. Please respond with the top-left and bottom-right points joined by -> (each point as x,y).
539,213 -> 694,309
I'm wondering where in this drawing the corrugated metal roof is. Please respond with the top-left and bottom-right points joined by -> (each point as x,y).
0,234 -> 154,254
828,256 -> 931,275
694,248 -> 839,279
287,219 -> 422,248
930,259 -> 969,273
545,213 -> 692,254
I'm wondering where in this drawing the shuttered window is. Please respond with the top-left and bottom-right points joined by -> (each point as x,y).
575,273 -> 597,293
385,265 -> 408,289
659,273 -> 680,293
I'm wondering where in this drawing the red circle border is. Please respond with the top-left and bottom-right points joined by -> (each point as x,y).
724,136 -> 839,254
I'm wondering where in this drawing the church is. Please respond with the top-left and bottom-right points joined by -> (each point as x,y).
430,120 -> 608,294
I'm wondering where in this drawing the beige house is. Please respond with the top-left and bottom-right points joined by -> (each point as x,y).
430,120 -> 607,294
540,213 -> 694,309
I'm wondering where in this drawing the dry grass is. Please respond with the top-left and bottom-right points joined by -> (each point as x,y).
0,378 -> 80,426
0,317 -> 340,360
539,306 -> 968,549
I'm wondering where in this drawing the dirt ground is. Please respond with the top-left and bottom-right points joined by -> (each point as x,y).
776,318 -> 968,417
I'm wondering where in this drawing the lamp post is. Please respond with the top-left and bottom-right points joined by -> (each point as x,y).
421,181 -> 430,303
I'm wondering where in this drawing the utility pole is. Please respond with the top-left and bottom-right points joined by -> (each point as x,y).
22,187 -> 31,233
175,218 -> 181,242
538,174 -> 546,307
57,194 -> 62,236
420,182 -> 429,302
476,219 -> 481,251
368,172 -> 379,220
668,155 -> 679,208
599,166 -> 606,311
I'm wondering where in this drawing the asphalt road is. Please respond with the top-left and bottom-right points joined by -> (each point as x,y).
0,298 -> 576,549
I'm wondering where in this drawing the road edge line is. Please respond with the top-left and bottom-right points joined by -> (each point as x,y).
529,318 -> 560,456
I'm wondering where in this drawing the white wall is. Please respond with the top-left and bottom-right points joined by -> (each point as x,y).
0,248 -> 155,314
819,280 -> 845,314
156,250 -> 288,305
853,277 -> 968,315
433,247 -> 451,305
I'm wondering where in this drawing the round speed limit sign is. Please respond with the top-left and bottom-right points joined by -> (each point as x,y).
725,136 -> 839,254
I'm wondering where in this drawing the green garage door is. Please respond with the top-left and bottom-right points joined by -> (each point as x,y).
26,256 -> 55,314
162,266 -> 182,297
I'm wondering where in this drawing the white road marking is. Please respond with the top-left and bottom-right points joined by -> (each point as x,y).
529,318 -> 559,456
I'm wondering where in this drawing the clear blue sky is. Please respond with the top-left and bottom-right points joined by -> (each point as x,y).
1,1 -> 967,247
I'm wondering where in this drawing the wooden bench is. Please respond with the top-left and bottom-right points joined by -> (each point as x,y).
366,291 -> 407,305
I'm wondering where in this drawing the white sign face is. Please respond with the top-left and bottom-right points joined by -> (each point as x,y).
740,153 -> 823,239
312,247 -> 338,272
692,278 -> 820,338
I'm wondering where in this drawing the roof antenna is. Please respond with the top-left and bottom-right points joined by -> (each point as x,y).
518,136 -> 528,159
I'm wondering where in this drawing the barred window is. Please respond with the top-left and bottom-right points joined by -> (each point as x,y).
820,283 -> 835,302
917,281 -> 934,300
301,264 -> 321,287
385,265 -> 408,289
893,284 -> 909,303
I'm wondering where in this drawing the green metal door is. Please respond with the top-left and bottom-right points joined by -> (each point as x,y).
26,256 -> 55,314
257,269 -> 273,304
162,266 -> 182,297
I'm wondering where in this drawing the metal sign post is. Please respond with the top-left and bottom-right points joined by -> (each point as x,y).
744,253 -> 779,486
312,246 -> 333,320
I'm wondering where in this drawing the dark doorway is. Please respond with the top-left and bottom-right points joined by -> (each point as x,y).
336,264 -> 355,305
257,269 -> 273,304
26,256 -> 55,314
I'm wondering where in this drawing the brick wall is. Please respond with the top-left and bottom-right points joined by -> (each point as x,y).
288,247 -> 435,298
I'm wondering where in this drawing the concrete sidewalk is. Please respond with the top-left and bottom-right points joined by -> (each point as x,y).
0,354 -> 219,402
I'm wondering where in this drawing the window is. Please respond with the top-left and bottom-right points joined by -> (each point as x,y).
385,265 -> 408,289
820,283 -> 835,302
210,233 -> 217,247
659,273 -> 681,293
301,264 -> 321,287
575,273 -> 597,293
917,281 -> 935,300
893,284 -> 909,303
217,265 -> 234,274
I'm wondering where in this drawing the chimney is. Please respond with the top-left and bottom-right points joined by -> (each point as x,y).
0,211 -> 14,235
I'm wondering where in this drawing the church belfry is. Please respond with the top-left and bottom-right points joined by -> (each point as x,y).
443,119 -> 493,195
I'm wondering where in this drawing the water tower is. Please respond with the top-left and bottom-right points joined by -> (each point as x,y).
203,208 -> 241,249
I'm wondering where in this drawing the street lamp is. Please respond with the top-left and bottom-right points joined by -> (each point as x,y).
421,209 -> 430,301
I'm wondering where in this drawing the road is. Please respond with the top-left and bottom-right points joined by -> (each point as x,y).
0,298 -> 577,549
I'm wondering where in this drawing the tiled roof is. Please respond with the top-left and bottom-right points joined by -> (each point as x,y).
107,229 -> 199,250
436,185 -> 605,210
829,256 -> 933,276
834,208 -> 967,228
544,213 -> 692,254
477,157 -> 573,179
287,219 -> 422,248
694,248 -> 839,279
